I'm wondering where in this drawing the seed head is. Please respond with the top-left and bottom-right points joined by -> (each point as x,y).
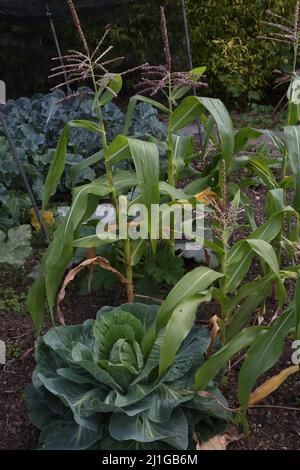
50,0 -> 145,99
137,7 -> 207,102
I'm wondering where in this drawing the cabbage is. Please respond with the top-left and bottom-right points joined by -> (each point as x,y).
27,303 -> 230,450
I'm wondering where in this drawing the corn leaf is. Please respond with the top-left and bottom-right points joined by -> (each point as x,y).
170,96 -> 234,167
234,127 -> 285,154
142,267 -> 223,356
159,292 -> 212,376
99,74 -> 123,106
193,326 -> 267,391
284,126 -> 300,213
296,272 -> 300,340
123,95 -> 169,135
42,126 -> 69,209
238,305 -> 295,418
249,365 -> 299,406
127,137 -> 160,250
225,274 -> 275,342
246,159 -> 277,189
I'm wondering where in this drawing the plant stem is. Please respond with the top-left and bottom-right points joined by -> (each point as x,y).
281,150 -> 288,182
98,109 -> 118,208
90,63 -> 133,302
167,73 -> 175,187
167,74 -> 175,254
99,111 -> 133,301
167,137 -> 174,185
277,150 -> 288,263
100,105 -> 134,302
124,239 -> 134,303
90,60 -> 118,208
218,226 -> 230,338
221,230 -> 228,296
220,161 -> 228,299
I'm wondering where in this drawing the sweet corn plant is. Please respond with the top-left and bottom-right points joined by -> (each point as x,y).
27,3 -> 235,331
27,0 -> 300,444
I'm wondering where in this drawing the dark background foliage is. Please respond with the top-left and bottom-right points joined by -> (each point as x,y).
0,0 -> 297,103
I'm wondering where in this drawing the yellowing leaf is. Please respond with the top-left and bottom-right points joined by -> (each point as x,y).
169,199 -> 190,205
207,315 -> 220,355
56,256 -> 129,325
194,189 -> 217,205
86,248 -> 96,260
195,424 -> 241,451
249,365 -> 299,406
30,207 -> 55,231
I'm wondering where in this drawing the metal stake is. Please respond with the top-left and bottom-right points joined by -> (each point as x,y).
181,0 -> 203,148
0,109 -> 50,243
46,2 -> 71,95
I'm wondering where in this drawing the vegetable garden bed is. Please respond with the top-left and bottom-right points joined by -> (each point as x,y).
1,186 -> 299,450
1,0 -> 300,452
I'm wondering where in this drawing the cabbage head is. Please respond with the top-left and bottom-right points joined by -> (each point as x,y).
27,303 -> 230,450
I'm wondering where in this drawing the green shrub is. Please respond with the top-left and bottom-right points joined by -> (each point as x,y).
27,303 -> 230,450
185,0 -> 295,103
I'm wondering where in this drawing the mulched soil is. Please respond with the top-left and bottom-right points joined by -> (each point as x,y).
1,143 -> 300,450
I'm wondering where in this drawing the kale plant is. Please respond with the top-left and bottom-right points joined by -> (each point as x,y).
0,88 -> 164,228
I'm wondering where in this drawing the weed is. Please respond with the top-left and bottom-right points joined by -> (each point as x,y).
0,288 -> 26,317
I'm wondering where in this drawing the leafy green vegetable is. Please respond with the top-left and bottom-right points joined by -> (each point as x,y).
0,225 -> 32,266
27,303 -> 230,450
0,89 -> 164,227
141,244 -> 185,286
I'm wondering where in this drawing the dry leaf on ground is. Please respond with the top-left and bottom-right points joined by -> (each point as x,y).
195,425 -> 242,450
56,256 -> 128,324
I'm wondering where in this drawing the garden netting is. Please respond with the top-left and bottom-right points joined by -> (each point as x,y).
0,0 -> 145,18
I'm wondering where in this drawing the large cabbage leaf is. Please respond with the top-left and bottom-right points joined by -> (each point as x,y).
27,303 -> 230,450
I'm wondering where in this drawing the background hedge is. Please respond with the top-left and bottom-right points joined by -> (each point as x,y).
0,0 -> 297,104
